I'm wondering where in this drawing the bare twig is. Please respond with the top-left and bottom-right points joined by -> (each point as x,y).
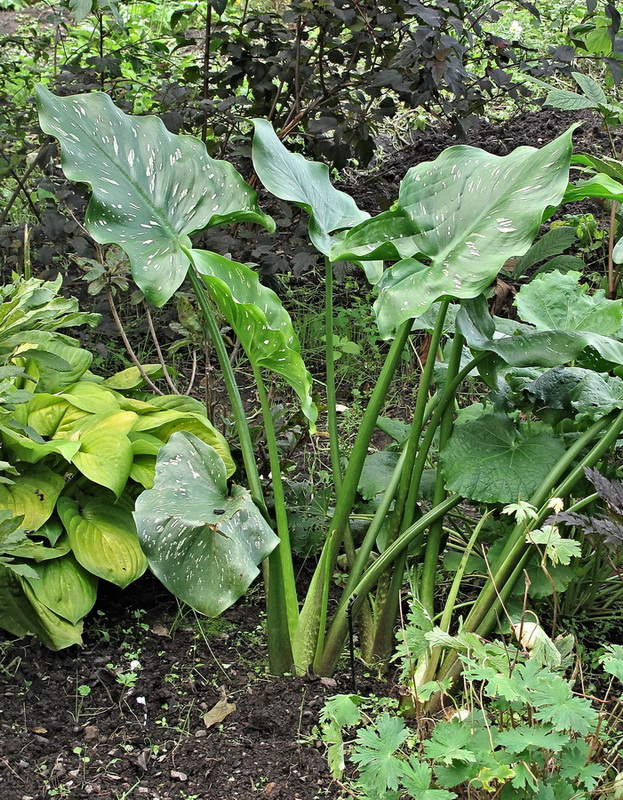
144,301 -> 179,393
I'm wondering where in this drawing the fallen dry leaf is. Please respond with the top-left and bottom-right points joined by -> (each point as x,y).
203,697 -> 236,728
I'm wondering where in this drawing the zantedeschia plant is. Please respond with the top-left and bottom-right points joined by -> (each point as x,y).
36,85 -> 623,698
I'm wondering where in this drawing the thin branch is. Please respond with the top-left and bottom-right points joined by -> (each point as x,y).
104,284 -> 164,395
144,301 -> 179,393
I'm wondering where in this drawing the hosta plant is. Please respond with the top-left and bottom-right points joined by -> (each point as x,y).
36,85 -> 623,693
0,275 -> 275,649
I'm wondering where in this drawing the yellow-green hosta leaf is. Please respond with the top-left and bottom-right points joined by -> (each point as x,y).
0,464 -> 64,530
100,364 -> 164,390
0,563 -> 83,649
9,535 -> 71,562
192,249 -> 317,428
132,408 -> 235,476
130,455 -> 156,489
12,332 -> 93,391
20,577 -> 84,649
36,85 -> 275,307
57,495 -> 147,587
58,381 -> 121,414
134,432 -> 279,616
0,424 -> 81,464
27,394 -> 89,439
23,553 -> 98,624
69,410 -> 137,497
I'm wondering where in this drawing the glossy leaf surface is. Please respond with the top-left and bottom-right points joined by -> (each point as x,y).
134,432 -> 279,617
37,85 -> 274,306
332,128 -> 576,337
192,250 -> 317,426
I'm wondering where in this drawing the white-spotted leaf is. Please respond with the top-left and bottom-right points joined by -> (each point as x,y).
192,250 -> 317,427
36,85 -> 275,306
332,127 -> 577,337
134,432 -> 279,617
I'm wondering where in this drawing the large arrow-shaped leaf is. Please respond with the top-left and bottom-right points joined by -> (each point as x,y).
36,85 -> 275,306
191,249 -> 317,426
252,119 -> 380,281
332,127 -> 577,337
134,432 -> 279,617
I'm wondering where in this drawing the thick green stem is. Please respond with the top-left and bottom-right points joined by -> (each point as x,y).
419,331 -> 465,616
434,409 -> 623,687
316,494 -> 462,675
305,319 -> 414,667
187,266 -> 265,513
253,365 -> 299,640
324,257 -> 342,494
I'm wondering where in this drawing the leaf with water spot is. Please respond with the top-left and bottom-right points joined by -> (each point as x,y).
191,250 -> 317,428
36,85 -> 275,306
134,432 -> 279,617
332,127 -> 577,338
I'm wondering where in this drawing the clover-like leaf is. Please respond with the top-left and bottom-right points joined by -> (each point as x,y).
36,85 -> 274,306
134,432 -> 279,617
441,415 -> 566,504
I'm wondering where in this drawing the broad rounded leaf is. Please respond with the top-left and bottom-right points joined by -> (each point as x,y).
515,271 -> 623,336
68,410 -> 138,497
134,432 -> 279,617
36,85 -> 275,306
100,364 -> 164,389
441,414 -> 566,503
58,495 -> 147,587
192,249 -> 317,427
131,407 -> 235,476
23,554 -> 98,624
458,295 -> 623,367
0,564 -> 83,649
0,464 -> 64,530
332,128 -> 576,337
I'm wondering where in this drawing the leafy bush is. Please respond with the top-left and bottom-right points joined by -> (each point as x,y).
320,634 -> 623,799
34,82 -> 623,688
0,274 -> 247,649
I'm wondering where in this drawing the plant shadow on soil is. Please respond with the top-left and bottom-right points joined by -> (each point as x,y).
2,105 -> 623,800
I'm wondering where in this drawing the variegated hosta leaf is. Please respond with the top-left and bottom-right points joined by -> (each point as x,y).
131,407 -> 235,476
332,127 -> 577,338
191,249 -> 317,427
134,432 -> 279,617
0,464 -> 64,530
23,554 -> 98,625
68,410 -> 138,497
36,85 -> 275,307
57,494 -> 148,588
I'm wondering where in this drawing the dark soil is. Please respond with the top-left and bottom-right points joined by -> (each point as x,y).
2,104 -> 622,800
1,575 -> 366,800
